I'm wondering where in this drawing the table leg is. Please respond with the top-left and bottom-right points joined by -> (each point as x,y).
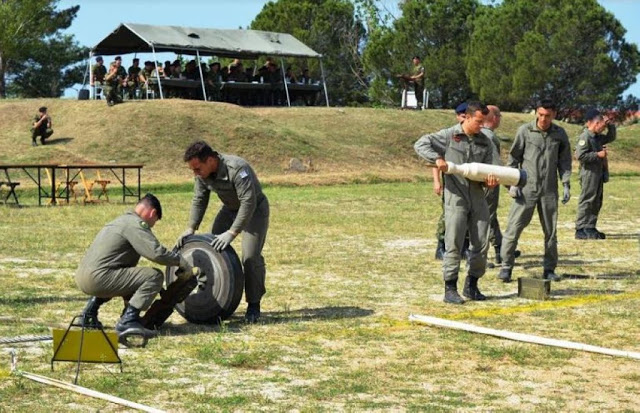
51,167 -> 56,205
122,168 -> 126,203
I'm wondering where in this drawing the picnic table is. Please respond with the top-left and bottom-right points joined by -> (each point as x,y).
0,163 -> 143,206
0,164 -> 58,206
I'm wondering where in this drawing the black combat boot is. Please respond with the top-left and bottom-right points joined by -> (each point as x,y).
498,268 -> 512,283
245,302 -> 261,324
435,240 -> 445,261
115,304 -> 158,338
443,280 -> 464,304
81,297 -> 110,329
585,228 -> 605,240
575,229 -> 589,240
463,276 -> 487,301
543,270 -> 561,282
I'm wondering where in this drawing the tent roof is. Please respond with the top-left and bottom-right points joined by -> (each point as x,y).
92,23 -> 322,59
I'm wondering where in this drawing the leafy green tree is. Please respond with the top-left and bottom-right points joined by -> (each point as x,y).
7,34 -> 88,97
467,0 -> 640,111
363,0 -> 482,108
250,0 -> 367,105
0,0 -> 80,98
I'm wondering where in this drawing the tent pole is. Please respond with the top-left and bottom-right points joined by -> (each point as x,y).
319,58 -> 329,107
151,45 -> 163,99
196,50 -> 207,101
86,51 -> 92,97
280,58 -> 291,107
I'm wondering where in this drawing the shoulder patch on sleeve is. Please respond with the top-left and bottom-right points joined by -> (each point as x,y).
239,169 -> 249,179
578,140 -> 586,146
139,221 -> 149,229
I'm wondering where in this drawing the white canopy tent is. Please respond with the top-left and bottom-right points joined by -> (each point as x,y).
90,23 -> 329,106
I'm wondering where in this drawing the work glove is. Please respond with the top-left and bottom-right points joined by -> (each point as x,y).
176,265 -> 201,281
176,228 -> 195,248
508,185 -> 522,199
561,182 -> 571,205
211,231 -> 236,251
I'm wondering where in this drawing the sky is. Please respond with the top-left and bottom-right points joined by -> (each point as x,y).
57,0 -> 640,99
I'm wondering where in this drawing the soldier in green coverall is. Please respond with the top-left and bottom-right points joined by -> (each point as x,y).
499,99 -> 572,283
75,194 -> 195,338
415,102 -> 500,304
575,109 -> 616,240
177,141 -> 270,323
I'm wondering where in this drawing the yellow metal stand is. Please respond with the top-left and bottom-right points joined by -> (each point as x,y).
51,314 -> 122,384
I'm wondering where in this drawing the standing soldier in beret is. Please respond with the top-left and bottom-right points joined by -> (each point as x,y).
177,141 -> 270,323
415,101 -> 499,304
575,109 -> 616,240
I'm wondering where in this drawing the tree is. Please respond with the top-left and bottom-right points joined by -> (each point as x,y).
7,34 -> 88,97
0,0 -> 80,98
467,0 -> 640,111
250,0 -> 367,105
363,0 -> 482,108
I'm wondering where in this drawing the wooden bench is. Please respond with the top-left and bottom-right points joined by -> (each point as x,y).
0,181 -> 21,206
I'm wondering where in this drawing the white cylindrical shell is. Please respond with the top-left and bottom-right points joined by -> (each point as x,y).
445,162 -> 526,187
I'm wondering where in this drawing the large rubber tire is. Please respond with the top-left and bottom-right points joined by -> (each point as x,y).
166,234 -> 244,324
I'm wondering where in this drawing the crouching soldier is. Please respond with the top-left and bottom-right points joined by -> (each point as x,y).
75,194 -> 197,342
31,106 -> 53,146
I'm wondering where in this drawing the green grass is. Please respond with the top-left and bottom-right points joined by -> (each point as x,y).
1,177 -> 639,411
3,99 -> 640,188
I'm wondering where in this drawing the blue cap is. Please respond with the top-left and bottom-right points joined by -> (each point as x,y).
455,102 -> 468,115
585,108 -> 601,121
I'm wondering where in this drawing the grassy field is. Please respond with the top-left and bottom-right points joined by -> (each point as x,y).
2,99 -> 640,187
1,176 -> 639,411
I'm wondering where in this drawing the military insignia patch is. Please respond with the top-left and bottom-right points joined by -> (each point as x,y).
239,169 -> 249,179
140,221 -> 149,229
578,140 -> 586,146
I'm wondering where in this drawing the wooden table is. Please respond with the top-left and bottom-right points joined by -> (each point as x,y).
56,164 -> 144,204
0,164 -> 59,206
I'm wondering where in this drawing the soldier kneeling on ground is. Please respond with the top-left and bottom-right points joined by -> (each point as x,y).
74,193 -> 199,343
31,106 -> 53,146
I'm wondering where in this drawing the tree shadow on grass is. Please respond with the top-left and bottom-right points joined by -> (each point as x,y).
603,233 -> 639,240
563,271 -> 639,280
161,305 -> 375,336
43,137 -> 74,145
552,288 -> 625,297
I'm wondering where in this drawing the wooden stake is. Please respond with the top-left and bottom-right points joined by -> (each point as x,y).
409,314 -> 640,360
14,368 -> 165,413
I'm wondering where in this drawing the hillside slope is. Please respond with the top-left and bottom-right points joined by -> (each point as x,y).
1,99 -> 638,184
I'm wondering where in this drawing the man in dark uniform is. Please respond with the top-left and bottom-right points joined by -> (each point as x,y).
575,109 -> 616,240
31,106 -> 53,146
127,58 -> 143,99
177,141 -> 270,323
415,102 -> 499,304
499,99 -> 572,282
91,56 -> 107,99
75,194 -> 195,339
104,56 -> 127,106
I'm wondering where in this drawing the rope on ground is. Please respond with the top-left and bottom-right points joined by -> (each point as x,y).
0,335 -> 52,345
